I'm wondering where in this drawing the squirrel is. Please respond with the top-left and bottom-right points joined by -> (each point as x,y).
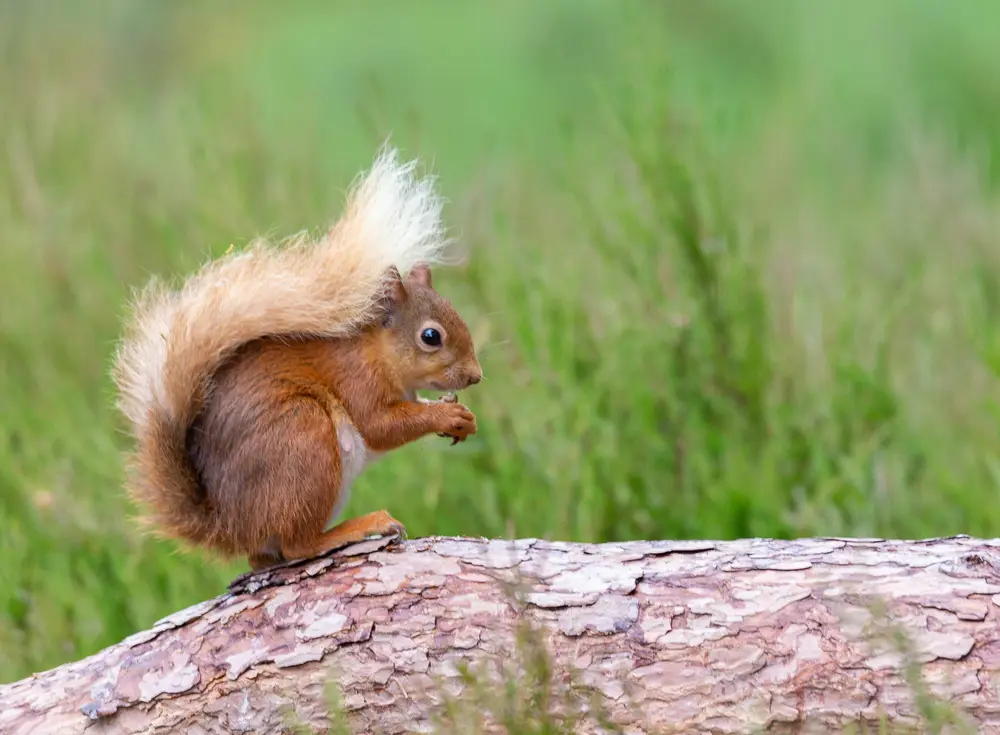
111,146 -> 482,571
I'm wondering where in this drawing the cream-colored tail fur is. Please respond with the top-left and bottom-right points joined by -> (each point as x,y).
111,145 -> 450,546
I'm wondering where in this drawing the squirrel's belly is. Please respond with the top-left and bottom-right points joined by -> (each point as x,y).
324,419 -> 385,530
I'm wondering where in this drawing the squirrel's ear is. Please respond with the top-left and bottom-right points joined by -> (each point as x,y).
376,266 -> 407,324
407,262 -> 433,289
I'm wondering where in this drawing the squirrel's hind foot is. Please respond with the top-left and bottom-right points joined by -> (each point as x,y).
233,512 -> 407,586
280,509 -> 407,563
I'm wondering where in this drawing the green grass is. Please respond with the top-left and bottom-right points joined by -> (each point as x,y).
2,0 -> 1000,697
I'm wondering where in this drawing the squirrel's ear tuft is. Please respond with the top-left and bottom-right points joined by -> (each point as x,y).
376,266 -> 408,324
407,262 -> 433,289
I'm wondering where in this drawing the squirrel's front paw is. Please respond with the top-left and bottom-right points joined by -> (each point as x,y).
434,402 -> 477,445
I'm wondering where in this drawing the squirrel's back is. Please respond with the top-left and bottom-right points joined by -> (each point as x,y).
111,146 -> 451,548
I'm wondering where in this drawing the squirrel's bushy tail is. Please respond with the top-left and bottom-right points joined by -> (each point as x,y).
112,146 -> 450,549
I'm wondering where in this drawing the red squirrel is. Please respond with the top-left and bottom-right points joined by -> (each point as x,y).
112,147 -> 482,571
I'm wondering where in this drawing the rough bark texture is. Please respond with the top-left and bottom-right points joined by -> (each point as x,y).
3,535 -> 1000,734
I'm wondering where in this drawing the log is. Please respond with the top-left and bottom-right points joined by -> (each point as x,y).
2,534 -> 1000,734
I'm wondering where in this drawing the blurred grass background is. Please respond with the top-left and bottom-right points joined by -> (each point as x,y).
2,0 -> 1000,684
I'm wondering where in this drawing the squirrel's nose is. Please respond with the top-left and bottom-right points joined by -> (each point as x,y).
466,371 -> 482,387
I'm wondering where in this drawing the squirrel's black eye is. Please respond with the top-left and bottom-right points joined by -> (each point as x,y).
420,327 -> 442,347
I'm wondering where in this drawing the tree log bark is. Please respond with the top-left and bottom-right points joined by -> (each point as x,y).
3,535 -> 1000,734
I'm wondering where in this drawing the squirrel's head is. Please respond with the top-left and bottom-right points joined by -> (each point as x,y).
375,263 -> 483,393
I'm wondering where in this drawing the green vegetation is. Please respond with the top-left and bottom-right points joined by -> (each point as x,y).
2,0 -> 999,700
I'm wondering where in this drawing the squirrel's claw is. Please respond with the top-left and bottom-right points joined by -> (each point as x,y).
436,432 -> 462,445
